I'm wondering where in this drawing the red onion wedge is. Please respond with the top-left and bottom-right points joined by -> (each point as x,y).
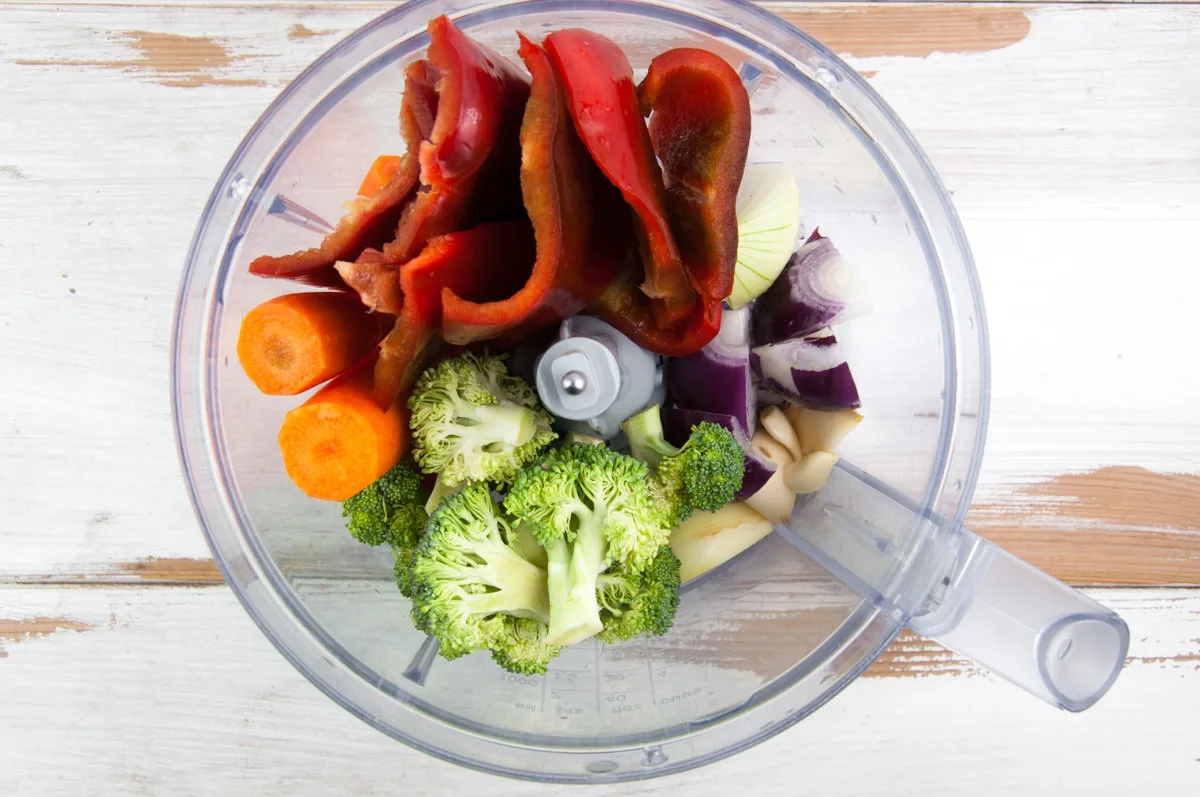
750,329 -> 861,410
752,236 -> 872,346
666,306 -> 756,435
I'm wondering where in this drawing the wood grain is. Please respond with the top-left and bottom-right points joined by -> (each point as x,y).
0,615 -> 91,658
2,1 -> 1199,794
971,467 -> 1200,585
3,2 -> 1199,586
0,585 -> 1195,795
772,5 -> 1032,57
113,556 -> 225,583
16,30 -> 268,87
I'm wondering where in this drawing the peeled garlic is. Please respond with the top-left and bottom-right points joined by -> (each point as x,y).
786,406 -> 863,454
783,451 -> 840,494
744,430 -> 798,523
760,406 -> 803,459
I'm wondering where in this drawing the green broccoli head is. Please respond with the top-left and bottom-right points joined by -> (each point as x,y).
597,545 -> 682,644
408,482 -> 555,666
485,616 -> 563,675
342,458 -> 428,548
341,459 -> 429,597
622,407 -> 744,526
504,444 -> 673,647
408,352 -> 557,485
660,422 -> 744,513
504,444 -> 669,570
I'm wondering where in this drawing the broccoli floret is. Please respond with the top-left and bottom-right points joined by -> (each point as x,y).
486,617 -> 562,675
409,352 -> 557,485
342,459 -> 428,596
622,406 -> 744,526
504,444 -> 673,646
408,483 -> 559,670
341,461 -> 428,598
596,545 -> 681,643
342,458 -> 428,547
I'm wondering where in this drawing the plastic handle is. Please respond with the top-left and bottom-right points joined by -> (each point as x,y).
908,532 -> 1129,711
777,463 -> 1129,711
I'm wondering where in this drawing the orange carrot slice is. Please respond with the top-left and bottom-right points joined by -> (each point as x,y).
277,362 -> 406,501
236,292 -> 384,396
357,155 -> 404,198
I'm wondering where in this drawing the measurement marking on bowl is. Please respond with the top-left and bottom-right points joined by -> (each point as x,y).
267,193 -> 335,234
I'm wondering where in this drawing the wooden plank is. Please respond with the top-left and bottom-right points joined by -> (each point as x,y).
2,2 -> 1199,585
0,584 -> 1195,793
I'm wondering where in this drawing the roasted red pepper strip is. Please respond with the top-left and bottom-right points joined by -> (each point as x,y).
544,29 -> 696,327
440,34 -> 620,345
247,62 -> 436,287
592,269 -> 723,357
382,16 -> 531,263
334,248 -> 404,316
373,221 -> 536,407
638,48 -> 751,304
356,155 -> 404,198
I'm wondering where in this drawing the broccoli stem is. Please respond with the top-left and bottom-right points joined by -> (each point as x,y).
471,404 -> 536,446
622,406 -> 680,470
462,539 -> 552,625
424,472 -> 459,515
544,512 -> 608,646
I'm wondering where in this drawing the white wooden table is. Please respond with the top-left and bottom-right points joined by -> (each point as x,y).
2,1 -> 1198,794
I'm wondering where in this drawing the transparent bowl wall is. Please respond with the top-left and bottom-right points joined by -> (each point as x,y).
173,0 -> 987,783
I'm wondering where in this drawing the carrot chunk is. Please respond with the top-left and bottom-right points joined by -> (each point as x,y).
277,363 -> 406,501
236,292 -> 384,396
357,155 -> 404,199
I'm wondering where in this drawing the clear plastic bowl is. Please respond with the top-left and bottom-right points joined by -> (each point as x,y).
173,0 -> 990,782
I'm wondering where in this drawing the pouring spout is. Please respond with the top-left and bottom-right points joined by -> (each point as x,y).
776,461 -> 1129,711
907,535 -> 1128,711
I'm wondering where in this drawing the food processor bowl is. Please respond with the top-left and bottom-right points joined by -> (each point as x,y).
172,0 -> 1128,782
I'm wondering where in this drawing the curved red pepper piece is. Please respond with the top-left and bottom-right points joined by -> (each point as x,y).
373,221 -> 536,407
639,48 -> 751,304
247,61 -> 436,287
382,16 -> 531,264
544,29 -> 696,327
440,34 -> 620,346
249,16 -> 528,287
591,269 -> 723,357
335,248 -> 404,316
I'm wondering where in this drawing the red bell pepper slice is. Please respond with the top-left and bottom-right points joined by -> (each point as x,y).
382,16 -> 531,264
373,221 -> 537,407
590,267 -> 723,357
249,16 -> 528,287
544,29 -> 696,327
334,248 -> 404,316
439,34 -> 621,346
247,61 -> 435,287
638,48 -> 751,304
